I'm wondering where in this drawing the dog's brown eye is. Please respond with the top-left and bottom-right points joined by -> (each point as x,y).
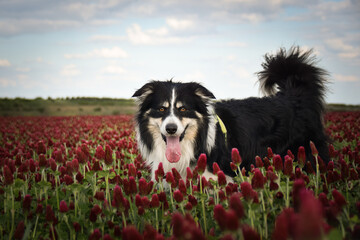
159,107 -> 165,112
180,107 -> 186,112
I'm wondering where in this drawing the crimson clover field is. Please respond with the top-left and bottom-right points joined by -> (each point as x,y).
0,112 -> 359,240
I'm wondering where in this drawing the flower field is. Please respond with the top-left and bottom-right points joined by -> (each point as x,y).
1,112 -> 359,240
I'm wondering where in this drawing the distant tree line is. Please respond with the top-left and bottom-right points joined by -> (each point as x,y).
0,97 -> 135,111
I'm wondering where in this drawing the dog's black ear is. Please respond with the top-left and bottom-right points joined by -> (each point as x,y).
132,82 -> 154,99
194,84 -> 216,99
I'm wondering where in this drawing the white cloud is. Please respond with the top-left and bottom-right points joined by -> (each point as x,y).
227,41 -> 247,47
17,74 -> 28,80
0,59 -> 11,67
91,23 -> 196,45
325,38 -> 360,59
16,67 -> 31,72
233,67 -> 252,79
64,3 -> 97,20
210,10 -> 267,24
339,52 -> 360,59
0,0 -> 121,36
93,47 -> 128,58
0,78 -> 16,87
65,47 -> 128,59
147,27 -> 168,36
61,64 -> 80,77
90,35 -> 125,42
126,24 -> 192,45
17,75 -> 41,89
166,18 -> 195,30
326,38 -> 353,52
0,19 -> 82,35
239,13 -> 265,23
183,71 -> 206,82
102,65 -> 126,75
334,74 -> 359,82
312,0 -> 353,20
226,55 -> 237,61
64,53 -> 86,59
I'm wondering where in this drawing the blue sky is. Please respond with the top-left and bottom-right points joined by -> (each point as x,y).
0,0 -> 359,104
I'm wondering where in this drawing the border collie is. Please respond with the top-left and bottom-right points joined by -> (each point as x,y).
132,47 -> 329,181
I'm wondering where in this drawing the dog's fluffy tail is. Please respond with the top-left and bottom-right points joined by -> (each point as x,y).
258,46 -> 328,112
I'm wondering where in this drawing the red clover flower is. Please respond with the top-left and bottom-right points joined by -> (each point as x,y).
197,154 -> 207,174
231,148 -> 242,166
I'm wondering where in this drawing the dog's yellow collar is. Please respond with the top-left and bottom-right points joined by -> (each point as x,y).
216,115 -> 227,143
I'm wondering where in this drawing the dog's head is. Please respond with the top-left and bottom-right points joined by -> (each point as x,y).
132,80 -> 216,165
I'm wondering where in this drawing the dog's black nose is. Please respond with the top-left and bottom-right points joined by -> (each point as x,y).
166,123 -> 178,134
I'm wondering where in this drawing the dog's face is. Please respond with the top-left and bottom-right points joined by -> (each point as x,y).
132,81 -> 216,174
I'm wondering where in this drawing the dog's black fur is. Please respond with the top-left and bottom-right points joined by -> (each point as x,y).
133,47 -> 330,178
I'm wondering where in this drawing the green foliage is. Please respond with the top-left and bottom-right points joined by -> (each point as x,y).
0,97 -> 136,116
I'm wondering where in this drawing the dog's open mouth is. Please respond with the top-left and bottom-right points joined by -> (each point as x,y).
165,136 -> 181,163
162,126 -> 187,163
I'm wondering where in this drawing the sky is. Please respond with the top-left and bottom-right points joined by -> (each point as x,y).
0,0 -> 359,104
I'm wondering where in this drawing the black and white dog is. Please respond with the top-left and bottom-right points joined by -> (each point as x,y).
132,47 -> 329,181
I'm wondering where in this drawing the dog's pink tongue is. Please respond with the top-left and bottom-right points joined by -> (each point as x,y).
165,136 -> 181,163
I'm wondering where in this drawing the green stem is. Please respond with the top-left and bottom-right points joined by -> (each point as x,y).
161,205 -> 165,233
32,215 -> 39,239
200,176 -> 207,234
34,187 -> 38,201
277,172 -> 283,192
117,158 -> 121,175
345,180 -> 350,217
105,174 -> 110,205
155,209 -> 159,232
264,189 -> 274,209
50,225 -> 56,240
260,191 -> 268,239
122,212 -> 127,228
189,180 -> 193,195
339,217 -> 345,238
63,215 -> 72,239
286,177 -> 290,208
214,186 -> 219,205
169,187 -> 174,210
92,174 -> 97,196
8,186 -> 14,240
159,178 -> 164,193
55,176 -> 59,210
3,191 -> 6,216
129,197 -> 136,223
74,191 -> 78,218
180,203 -> 185,215
64,143 -> 68,156
41,168 -> 46,182
315,155 -> 319,196
45,188 -> 48,206
249,207 -> 254,228
237,166 -> 245,182
24,176 -> 28,196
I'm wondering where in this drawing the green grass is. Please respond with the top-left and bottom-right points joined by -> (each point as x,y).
0,97 -> 136,116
